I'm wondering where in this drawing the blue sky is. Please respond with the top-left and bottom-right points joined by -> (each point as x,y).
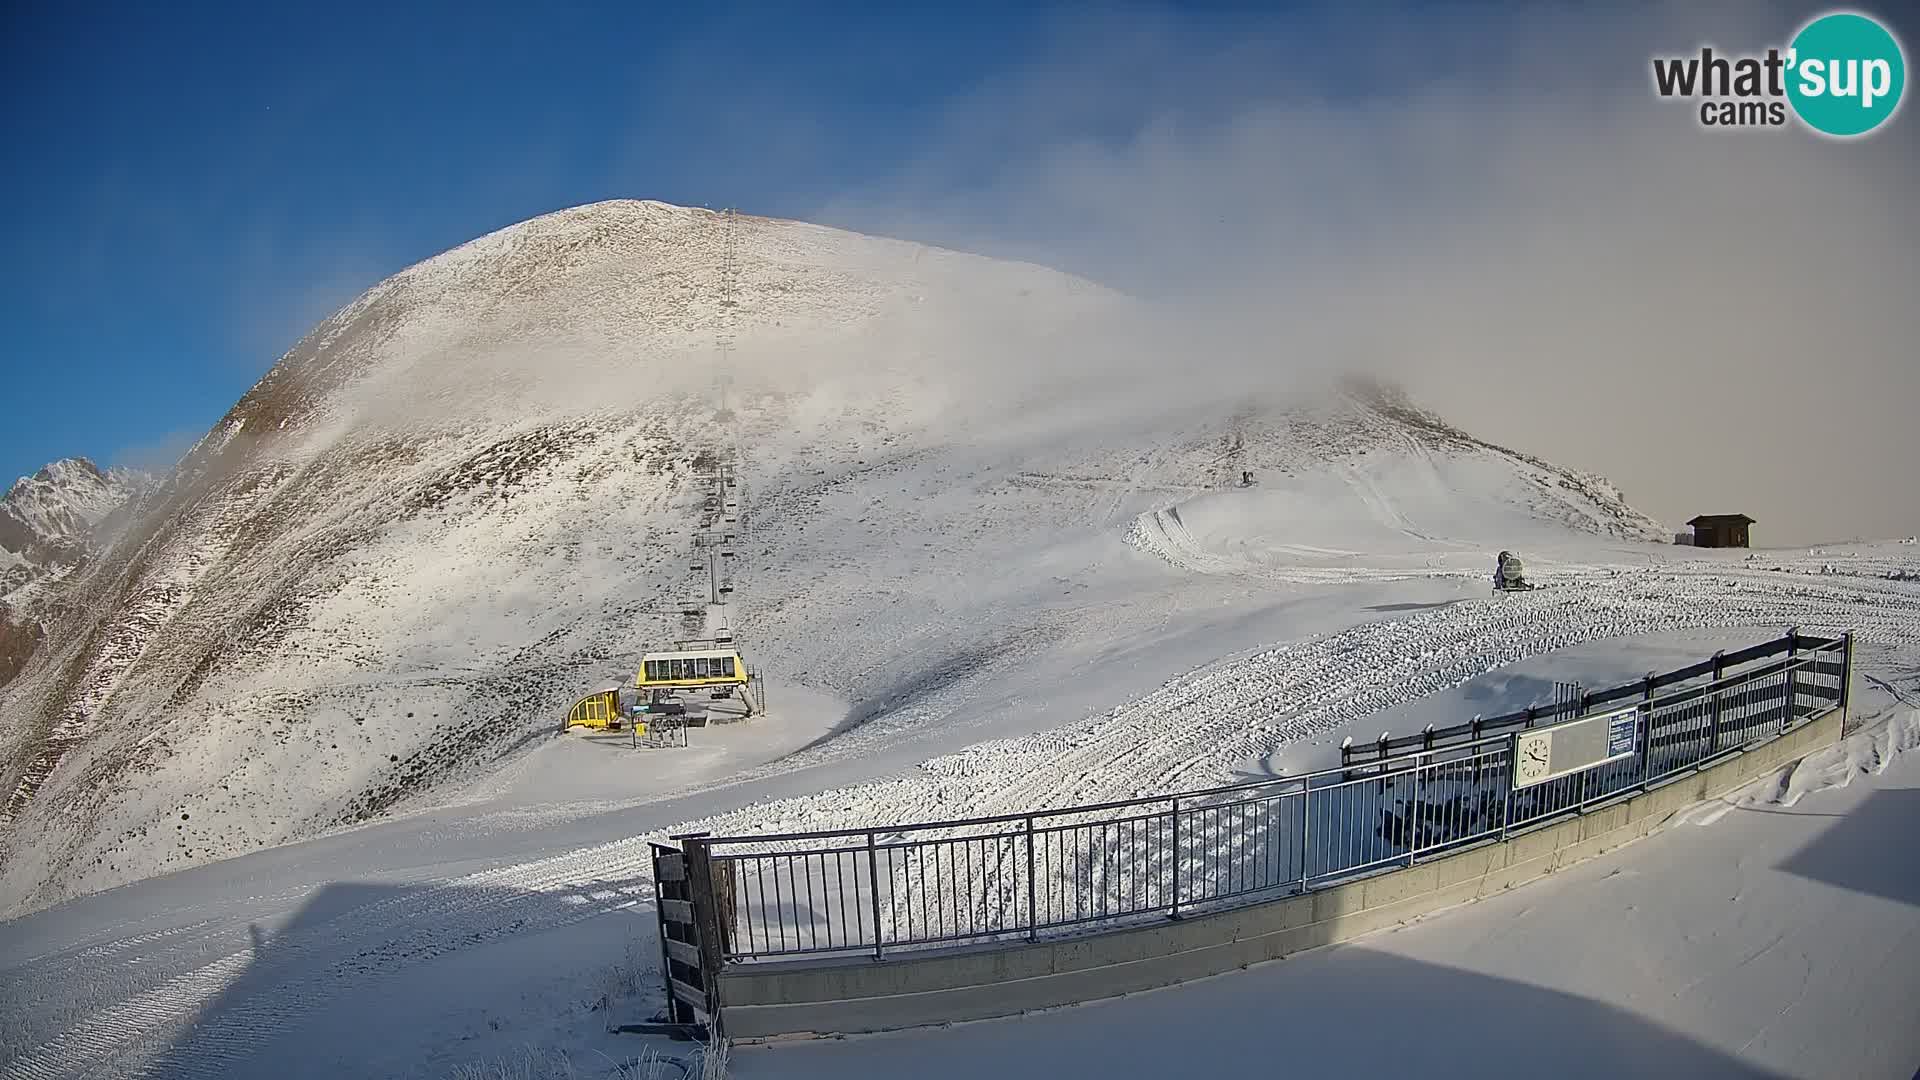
0,0 -> 1620,483
0,1 -> 1077,481
3,1 -> 1915,547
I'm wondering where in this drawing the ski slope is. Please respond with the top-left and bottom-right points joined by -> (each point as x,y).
1,535 -> 1916,1079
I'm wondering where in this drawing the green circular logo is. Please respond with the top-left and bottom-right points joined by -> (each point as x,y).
1787,11 -> 1906,137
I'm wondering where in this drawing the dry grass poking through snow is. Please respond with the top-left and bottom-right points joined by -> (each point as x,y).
447,1026 -> 728,1080
590,935 -> 654,1015
447,1044 -> 677,1079
446,924 -> 729,1080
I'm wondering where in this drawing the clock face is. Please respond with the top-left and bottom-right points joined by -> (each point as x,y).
1516,734 -> 1551,782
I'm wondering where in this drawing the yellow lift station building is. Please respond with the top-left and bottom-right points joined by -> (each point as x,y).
562,649 -> 753,732
636,648 -> 748,690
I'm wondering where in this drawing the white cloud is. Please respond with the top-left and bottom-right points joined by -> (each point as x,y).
803,2 -> 1920,543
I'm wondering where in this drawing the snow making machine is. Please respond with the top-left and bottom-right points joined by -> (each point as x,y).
1492,550 -> 1537,593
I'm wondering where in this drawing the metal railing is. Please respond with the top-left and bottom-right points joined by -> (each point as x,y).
681,631 -> 1850,964
634,715 -> 691,749
1340,629 -> 1832,765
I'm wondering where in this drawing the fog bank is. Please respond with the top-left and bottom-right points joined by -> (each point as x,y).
812,2 -> 1920,545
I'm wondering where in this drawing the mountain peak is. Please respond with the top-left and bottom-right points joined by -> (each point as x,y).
1,455 -> 154,600
11,455 -> 103,493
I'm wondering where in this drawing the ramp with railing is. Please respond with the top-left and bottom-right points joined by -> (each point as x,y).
656,629 -> 1853,1039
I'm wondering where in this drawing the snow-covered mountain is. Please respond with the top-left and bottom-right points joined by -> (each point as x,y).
0,458 -> 152,602
0,199 -> 1666,917
0,458 -> 154,696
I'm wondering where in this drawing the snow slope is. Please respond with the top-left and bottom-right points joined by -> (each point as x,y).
3,545 -> 1904,1076
0,518 -> 1912,1068
0,200 -> 1665,918
676,541 -> 1920,844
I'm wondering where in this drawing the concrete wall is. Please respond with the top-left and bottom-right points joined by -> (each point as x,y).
718,704 -> 1845,1041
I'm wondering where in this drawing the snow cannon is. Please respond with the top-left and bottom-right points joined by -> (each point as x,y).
1493,551 -> 1536,593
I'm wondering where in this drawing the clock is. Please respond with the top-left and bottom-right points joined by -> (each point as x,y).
1515,732 -> 1552,785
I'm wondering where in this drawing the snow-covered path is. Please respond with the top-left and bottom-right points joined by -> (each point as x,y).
733,711 -> 1920,1080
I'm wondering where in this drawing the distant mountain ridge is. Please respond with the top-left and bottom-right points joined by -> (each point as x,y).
1,458 -> 153,603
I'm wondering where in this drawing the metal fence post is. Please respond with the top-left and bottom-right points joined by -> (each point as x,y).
1169,796 -> 1182,920
1576,690 -> 1593,806
1298,781 -> 1312,891
1500,734 -> 1515,840
1709,649 -> 1726,749
1639,673 -> 1656,784
1841,632 -> 1855,713
1784,626 -> 1800,730
1024,816 -> 1038,941
1409,758 -> 1421,865
866,831 -> 884,959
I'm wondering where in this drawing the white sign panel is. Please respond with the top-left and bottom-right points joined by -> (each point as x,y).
1512,705 -> 1643,790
